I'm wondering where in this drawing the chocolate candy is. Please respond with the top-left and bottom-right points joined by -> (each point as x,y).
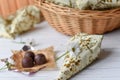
35,54 -> 47,65
22,52 -> 47,68
22,56 -> 34,68
24,51 -> 35,60
22,45 -> 31,51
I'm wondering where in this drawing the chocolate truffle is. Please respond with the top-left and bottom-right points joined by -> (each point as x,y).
22,56 -> 34,68
35,54 -> 47,65
24,51 -> 35,60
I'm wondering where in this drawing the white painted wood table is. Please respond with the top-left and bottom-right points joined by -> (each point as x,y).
0,21 -> 120,80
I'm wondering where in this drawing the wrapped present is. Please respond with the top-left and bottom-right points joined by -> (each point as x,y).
46,0 -> 120,10
0,6 -> 41,39
89,0 -> 120,10
57,33 -> 103,80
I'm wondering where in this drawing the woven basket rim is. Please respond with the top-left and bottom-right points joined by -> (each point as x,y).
43,1 -> 120,12
34,0 -> 120,35
36,0 -> 120,18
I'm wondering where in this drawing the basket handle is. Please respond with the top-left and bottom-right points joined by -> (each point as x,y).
35,0 -> 44,4
39,0 -> 44,3
110,8 -> 120,13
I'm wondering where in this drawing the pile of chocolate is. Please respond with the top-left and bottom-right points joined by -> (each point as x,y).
22,45 -> 47,68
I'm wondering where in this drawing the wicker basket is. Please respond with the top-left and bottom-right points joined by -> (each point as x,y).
35,0 -> 120,35
0,0 -> 34,18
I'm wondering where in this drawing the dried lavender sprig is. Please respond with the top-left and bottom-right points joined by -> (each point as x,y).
0,65 -> 7,71
12,41 -> 26,44
0,58 -> 13,70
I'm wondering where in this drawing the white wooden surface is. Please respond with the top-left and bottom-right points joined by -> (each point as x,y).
0,21 -> 120,80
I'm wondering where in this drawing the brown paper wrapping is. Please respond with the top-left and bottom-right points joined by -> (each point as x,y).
11,47 -> 56,72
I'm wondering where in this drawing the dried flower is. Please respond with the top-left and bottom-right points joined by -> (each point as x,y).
0,58 -> 13,70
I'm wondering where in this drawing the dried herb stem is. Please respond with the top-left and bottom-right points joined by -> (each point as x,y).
86,45 -> 93,54
12,41 -> 26,44
0,67 -> 8,70
56,52 -> 68,61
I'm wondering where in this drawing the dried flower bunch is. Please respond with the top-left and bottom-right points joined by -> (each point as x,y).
46,0 -> 120,10
0,58 -> 14,70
